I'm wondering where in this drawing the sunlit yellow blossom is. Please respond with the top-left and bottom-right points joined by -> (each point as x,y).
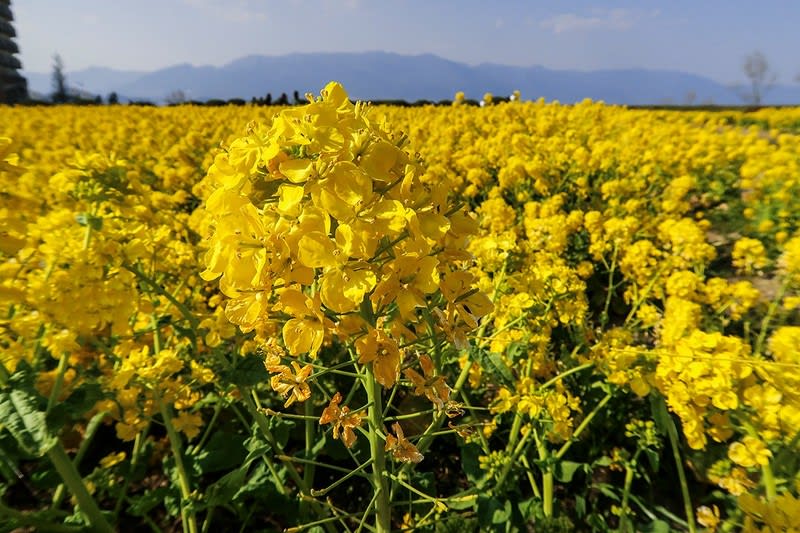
728,436 -> 772,468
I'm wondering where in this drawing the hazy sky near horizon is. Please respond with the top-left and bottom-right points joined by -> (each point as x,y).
12,0 -> 800,84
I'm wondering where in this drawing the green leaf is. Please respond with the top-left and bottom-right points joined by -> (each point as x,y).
190,431 -> 247,475
447,495 -> 477,511
477,495 -> 512,529
242,443 -> 271,465
460,443 -> 485,484
649,395 -> 671,437
268,417 -> 294,449
0,378 -> 58,457
472,347 -> 514,387
553,460 -> 583,482
592,482 -> 620,501
223,353 -> 269,387
47,383 -> 105,434
516,497 -> 537,521
640,519 -> 671,533
75,212 -> 103,231
644,448 -> 660,473
205,468 -> 248,507
574,494 -> 586,518
593,456 -> 613,467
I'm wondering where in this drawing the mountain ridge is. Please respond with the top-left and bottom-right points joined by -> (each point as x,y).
21,51 -> 800,105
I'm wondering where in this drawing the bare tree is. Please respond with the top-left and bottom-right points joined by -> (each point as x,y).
52,53 -> 67,103
165,89 -> 186,105
740,51 -> 776,105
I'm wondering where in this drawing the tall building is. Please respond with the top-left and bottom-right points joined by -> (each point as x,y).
0,0 -> 28,103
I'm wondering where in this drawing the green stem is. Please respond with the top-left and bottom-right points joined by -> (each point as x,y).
52,411 -> 106,509
506,412 -> 525,454
601,243 -> 619,327
113,425 -> 149,519
384,471 -> 442,505
762,459 -> 778,500
188,403 -> 221,455
46,351 -> 70,414
531,428 -> 554,518
753,281 -> 788,357
742,421 -> 778,500
0,500 -> 82,532
410,356 -> 474,457
519,455 -> 542,499
618,451 -> 640,533
624,261 -> 670,325
125,264 -> 199,330
539,360 -> 594,391
277,455 -> 371,477
311,458 -> 374,497
46,444 -> 114,533
241,390 -> 337,533
364,365 -> 391,533
493,421 -> 532,491
155,390 -> 198,533
300,397 -> 316,522
555,391 -> 612,460
285,511 -> 365,533
659,398 -> 696,533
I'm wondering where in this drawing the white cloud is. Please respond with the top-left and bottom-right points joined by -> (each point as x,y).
540,8 -> 656,34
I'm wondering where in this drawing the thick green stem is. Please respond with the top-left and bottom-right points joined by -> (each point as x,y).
534,430 -> 554,518
47,444 -> 114,533
52,411 -> 106,509
155,391 -> 198,533
364,365 -> 391,533
761,461 -> 777,500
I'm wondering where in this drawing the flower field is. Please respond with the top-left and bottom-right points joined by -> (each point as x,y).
1,84 -> 799,532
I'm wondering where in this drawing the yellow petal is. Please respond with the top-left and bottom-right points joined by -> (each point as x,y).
321,268 -> 377,313
279,158 -> 315,183
277,184 -> 305,218
297,232 -> 340,268
282,317 -> 324,357
361,141 -> 403,183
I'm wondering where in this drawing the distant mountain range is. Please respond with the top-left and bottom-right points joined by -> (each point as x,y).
22,51 -> 800,105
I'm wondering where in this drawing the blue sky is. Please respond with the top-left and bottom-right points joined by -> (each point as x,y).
12,0 -> 800,84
